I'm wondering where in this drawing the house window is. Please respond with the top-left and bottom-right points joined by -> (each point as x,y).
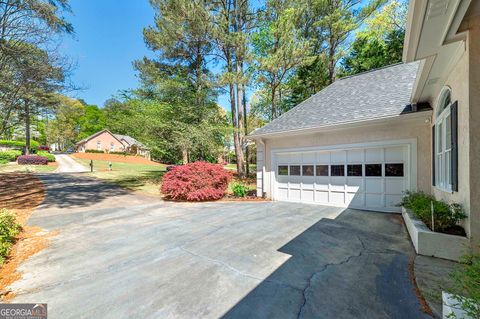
385,163 -> 404,177
331,165 -> 345,177
290,165 -> 301,176
96,141 -> 101,150
435,88 -> 453,192
278,166 -> 288,176
302,165 -> 314,176
347,164 -> 362,176
110,142 -> 115,151
365,164 -> 382,176
316,165 -> 328,176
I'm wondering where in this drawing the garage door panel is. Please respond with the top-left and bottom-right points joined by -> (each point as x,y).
331,151 -> 346,163
347,192 -> 364,206
366,148 -> 383,162
385,146 -> 405,161
302,153 -> 315,163
302,179 -> 315,190
290,153 -> 302,162
277,188 -> 288,200
365,179 -> 383,193
385,178 -> 406,194
289,188 -> 301,201
316,152 -> 330,163
330,191 -> 345,204
366,194 -> 384,207
315,190 -> 329,203
346,177 -> 363,192
347,150 -> 364,163
386,194 -> 403,208
330,177 -> 346,191
302,189 -> 315,202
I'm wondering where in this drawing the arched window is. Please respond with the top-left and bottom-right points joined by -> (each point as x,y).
434,87 -> 453,191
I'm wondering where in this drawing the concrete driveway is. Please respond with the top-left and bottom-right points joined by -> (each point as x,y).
10,174 -> 430,319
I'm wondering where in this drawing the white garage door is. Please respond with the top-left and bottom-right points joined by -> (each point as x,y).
273,145 -> 411,212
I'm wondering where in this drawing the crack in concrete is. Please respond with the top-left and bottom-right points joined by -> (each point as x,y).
296,235 -> 402,319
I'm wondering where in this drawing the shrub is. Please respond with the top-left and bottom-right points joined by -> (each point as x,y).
0,208 -> 21,264
447,253 -> 480,318
17,155 -> 48,165
109,151 -> 128,156
232,182 -> 248,197
85,149 -> 105,153
399,191 -> 466,232
161,162 -> 232,201
37,151 -> 56,162
0,150 -> 22,163
0,140 -> 39,148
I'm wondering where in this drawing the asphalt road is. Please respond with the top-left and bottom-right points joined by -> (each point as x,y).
10,174 -> 430,319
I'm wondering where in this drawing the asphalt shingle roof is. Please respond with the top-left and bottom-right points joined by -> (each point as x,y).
250,62 -> 421,137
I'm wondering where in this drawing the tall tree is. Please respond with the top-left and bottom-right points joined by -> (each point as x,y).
140,0 -> 219,163
211,0 -> 254,177
340,0 -> 407,76
251,0 -> 309,120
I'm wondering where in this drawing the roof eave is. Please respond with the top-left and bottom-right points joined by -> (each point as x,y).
248,110 -> 432,140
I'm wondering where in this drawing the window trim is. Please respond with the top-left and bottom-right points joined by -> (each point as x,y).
434,88 -> 453,193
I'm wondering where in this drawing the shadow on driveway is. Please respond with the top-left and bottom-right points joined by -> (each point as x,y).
222,210 -> 432,319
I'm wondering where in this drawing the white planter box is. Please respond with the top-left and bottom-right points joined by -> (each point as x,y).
402,207 -> 470,261
443,292 -> 475,319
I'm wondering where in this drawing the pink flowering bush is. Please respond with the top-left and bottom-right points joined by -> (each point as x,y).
161,162 -> 232,201
17,155 -> 48,165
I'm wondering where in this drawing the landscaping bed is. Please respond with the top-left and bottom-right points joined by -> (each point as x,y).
0,173 -> 54,300
72,152 -> 161,165
400,191 -> 469,261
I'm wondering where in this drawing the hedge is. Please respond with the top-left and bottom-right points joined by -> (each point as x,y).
85,149 -> 105,153
0,140 -> 39,148
0,150 -> 22,163
37,151 -> 56,162
109,151 -> 129,156
17,155 -> 48,165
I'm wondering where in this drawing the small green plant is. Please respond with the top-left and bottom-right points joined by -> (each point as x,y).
232,182 -> 248,197
37,151 -> 56,162
447,253 -> 480,318
0,150 -> 22,163
0,208 -> 21,264
399,191 -> 466,233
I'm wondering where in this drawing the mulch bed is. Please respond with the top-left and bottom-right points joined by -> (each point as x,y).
0,173 -> 54,301
72,152 -> 162,165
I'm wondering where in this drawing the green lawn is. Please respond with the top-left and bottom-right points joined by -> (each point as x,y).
0,163 -> 57,173
75,159 -> 167,195
224,163 -> 257,172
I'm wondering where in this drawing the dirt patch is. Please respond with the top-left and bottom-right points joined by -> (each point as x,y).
408,257 -> 433,316
0,173 -> 54,301
72,152 -> 161,165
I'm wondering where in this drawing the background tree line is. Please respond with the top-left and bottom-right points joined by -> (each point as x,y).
0,0 -> 407,175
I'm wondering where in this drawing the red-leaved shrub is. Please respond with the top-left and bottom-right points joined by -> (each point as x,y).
161,162 -> 232,201
17,155 -> 48,165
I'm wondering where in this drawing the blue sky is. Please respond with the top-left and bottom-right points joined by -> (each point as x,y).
61,0 -> 154,107
61,1 -> 236,110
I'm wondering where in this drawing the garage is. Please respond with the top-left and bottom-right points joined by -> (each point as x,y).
272,142 -> 414,212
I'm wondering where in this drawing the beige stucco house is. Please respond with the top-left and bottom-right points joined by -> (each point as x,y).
76,129 -> 151,159
250,0 -> 479,251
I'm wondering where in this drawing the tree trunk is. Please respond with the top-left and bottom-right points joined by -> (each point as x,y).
243,82 -> 249,177
25,102 -> 30,155
230,81 -> 245,178
328,36 -> 336,84
236,65 -> 246,178
271,85 -> 277,119
182,148 -> 189,164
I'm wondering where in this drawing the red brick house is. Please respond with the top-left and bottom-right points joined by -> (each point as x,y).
75,129 -> 150,159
